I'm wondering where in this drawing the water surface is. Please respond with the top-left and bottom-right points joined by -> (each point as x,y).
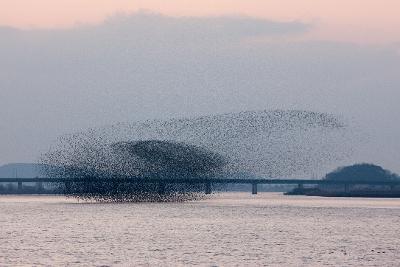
1,193 -> 399,266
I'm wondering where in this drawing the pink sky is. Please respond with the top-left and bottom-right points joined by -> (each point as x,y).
1,0 -> 400,44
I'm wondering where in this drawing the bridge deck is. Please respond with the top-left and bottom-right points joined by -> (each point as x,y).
1,177 -> 399,185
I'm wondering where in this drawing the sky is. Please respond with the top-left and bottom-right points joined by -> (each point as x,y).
1,1 -> 400,174
2,0 -> 400,45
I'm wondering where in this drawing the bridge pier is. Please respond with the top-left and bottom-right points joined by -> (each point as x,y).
298,183 -> 304,189
344,183 -> 349,193
252,183 -> 258,194
65,181 -> 71,193
205,182 -> 212,194
158,183 -> 166,195
66,181 -> 71,189
36,181 -> 43,192
18,181 -> 23,191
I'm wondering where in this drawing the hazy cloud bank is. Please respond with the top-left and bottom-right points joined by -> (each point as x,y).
0,12 -> 399,173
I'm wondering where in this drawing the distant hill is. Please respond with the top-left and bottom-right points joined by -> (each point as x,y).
286,163 -> 400,197
0,163 -> 46,178
325,163 -> 400,182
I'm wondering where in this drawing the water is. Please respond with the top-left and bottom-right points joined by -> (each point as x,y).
1,193 -> 399,266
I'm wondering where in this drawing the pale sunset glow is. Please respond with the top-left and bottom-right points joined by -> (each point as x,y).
1,0 -> 400,44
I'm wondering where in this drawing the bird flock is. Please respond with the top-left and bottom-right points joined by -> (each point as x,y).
41,110 -> 351,202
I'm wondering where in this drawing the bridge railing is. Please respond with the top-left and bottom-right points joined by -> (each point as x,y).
1,177 -> 400,195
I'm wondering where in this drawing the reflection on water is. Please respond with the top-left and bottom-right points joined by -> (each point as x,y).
1,193 -> 399,266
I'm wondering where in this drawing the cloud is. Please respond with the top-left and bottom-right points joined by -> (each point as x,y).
102,12 -> 310,40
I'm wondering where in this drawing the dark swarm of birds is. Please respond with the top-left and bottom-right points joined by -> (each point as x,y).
40,110 -> 353,202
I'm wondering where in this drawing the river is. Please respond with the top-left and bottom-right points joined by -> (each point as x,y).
1,193 -> 399,266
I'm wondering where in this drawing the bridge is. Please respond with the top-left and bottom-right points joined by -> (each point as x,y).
1,177 -> 400,194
